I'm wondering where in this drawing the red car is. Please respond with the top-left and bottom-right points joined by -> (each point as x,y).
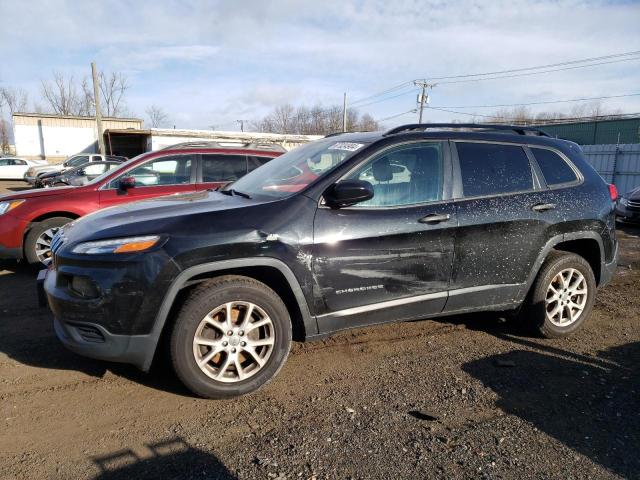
0,142 -> 284,264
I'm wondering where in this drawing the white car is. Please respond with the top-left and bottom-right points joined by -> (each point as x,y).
24,153 -> 127,184
0,157 -> 47,180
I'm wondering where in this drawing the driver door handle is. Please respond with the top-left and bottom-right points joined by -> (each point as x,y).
531,203 -> 556,212
419,213 -> 451,224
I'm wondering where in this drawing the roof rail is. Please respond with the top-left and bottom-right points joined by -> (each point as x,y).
383,123 -> 551,137
161,141 -> 287,152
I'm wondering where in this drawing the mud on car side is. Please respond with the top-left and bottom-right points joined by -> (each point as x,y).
44,124 -> 618,398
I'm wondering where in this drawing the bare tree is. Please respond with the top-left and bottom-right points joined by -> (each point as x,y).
40,72 -> 83,115
252,103 -> 380,135
39,70 -> 130,117
0,118 -> 10,154
0,87 -> 29,115
98,72 -> 129,117
146,105 -> 170,128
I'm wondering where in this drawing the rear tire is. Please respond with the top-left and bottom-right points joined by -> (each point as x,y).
521,250 -> 596,338
170,275 -> 292,399
24,217 -> 72,265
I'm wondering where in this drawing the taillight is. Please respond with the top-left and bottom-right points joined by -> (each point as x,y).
609,184 -> 618,201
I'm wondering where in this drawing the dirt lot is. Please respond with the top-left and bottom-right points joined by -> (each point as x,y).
1,179 -> 639,479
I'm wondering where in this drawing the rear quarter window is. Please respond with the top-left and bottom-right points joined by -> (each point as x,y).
531,148 -> 577,185
456,142 -> 533,197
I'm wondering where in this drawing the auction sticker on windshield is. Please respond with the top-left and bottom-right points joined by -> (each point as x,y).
328,142 -> 364,152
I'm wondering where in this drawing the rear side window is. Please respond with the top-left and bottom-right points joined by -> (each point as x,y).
531,148 -> 577,185
247,155 -> 271,172
202,154 -> 247,182
457,143 -> 533,197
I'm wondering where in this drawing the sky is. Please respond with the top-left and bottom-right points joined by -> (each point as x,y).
1,0 -> 640,130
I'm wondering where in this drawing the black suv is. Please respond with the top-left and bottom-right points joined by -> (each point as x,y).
44,124 -> 618,398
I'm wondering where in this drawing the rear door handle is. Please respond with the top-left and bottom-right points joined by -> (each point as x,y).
531,203 -> 556,212
419,213 -> 451,224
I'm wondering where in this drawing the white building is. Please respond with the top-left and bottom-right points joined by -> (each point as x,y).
13,113 -> 322,163
12,113 -> 143,163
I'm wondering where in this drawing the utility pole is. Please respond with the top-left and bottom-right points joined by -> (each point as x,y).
236,119 -> 248,132
91,62 -> 106,155
342,92 -> 347,132
414,80 -> 435,124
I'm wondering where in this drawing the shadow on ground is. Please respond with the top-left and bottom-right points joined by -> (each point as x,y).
0,260 -> 194,397
463,337 -> 640,478
91,437 -> 236,480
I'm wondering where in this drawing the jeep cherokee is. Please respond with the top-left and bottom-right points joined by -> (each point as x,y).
44,124 -> 619,399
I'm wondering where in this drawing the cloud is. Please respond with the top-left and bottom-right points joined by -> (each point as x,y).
0,0 -> 639,128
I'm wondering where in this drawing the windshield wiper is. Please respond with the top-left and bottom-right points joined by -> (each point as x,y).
220,188 -> 252,199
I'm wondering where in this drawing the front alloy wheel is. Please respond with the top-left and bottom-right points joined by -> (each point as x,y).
34,227 -> 61,265
171,275 -> 292,399
24,216 -> 72,265
193,301 -> 275,383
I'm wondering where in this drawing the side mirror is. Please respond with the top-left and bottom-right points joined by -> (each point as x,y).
324,180 -> 374,208
118,176 -> 136,191
77,169 -> 86,176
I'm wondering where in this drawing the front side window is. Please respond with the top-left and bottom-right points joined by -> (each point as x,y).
531,148 -> 577,186
457,143 -> 533,197
202,154 -> 246,182
112,154 -> 194,187
345,142 -> 444,207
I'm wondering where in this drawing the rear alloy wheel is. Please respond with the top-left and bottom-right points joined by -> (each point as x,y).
522,250 -> 596,338
545,268 -> 588,327
171,275 -> 292,398
24,217 -> 72,265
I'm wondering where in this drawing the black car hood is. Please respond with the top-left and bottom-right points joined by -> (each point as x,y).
62,190 -> 271,243
627,187 -> 640,201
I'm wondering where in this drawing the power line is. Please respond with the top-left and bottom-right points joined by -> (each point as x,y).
348,50 -> 640,110
435,56 -> 640,84
353,87 -> 421,108
427,105 -> 640,123
377,109 -> 417,122
427,50 -> 640,81
349,81 -> 415,106
433,92 -> 640,109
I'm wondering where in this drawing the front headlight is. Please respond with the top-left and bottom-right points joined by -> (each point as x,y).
619,197 -> 628,206
0,199 -> 25,215
71,235 -> 161,255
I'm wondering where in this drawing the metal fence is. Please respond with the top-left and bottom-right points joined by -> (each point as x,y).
582,144 -> 640,194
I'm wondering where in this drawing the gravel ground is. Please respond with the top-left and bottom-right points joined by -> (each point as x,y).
1,179 -> 639,479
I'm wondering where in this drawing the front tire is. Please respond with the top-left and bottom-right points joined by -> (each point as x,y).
522,250 -> 597,338
170,275 -> 292,399
24,217 -> 73,265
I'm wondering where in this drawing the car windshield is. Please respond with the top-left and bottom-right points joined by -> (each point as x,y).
85,153 -> 148,186
224,138 -> 370,199
66,156 -> 90,167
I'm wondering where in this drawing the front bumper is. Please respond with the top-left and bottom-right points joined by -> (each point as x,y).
615,203 -> 640,223
53,316 -> 155,370
0,214 -> 27,260
44,251 -> 180,370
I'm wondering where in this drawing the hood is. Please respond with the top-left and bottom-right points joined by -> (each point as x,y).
626,187 -> 640,201
0,184 -> 78,201
28,164 -> 62,173
61,190 -> 268,243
